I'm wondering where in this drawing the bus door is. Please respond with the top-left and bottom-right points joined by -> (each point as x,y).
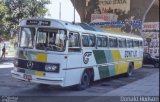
67,32 -> 82,69
65,32 -> 82,85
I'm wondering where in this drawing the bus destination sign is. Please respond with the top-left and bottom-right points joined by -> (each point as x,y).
26,20 -> 50,26
41,21 -> 51,26
26,20 -> 39,25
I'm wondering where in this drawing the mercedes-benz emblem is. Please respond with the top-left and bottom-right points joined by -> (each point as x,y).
27,61 -> 33,69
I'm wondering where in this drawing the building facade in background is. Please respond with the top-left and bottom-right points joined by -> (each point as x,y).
71,0 -> 159,57
71,0 -> 158,23
90,0 -> 131,22
88,0 -> 142,35
142,22 -> 159,57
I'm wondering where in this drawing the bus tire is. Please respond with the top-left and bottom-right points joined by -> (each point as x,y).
77,70 -> 91,90
126,63 -> 134,77
89,69 -> 94,85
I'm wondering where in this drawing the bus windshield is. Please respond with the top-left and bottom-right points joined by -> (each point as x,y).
36,28 -> 66,52
20,27 -> 35,48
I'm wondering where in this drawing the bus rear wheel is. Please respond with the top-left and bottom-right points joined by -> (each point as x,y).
126,63 -> 134,77
77,70 -> 91,90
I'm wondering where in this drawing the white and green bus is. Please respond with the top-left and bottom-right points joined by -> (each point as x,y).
11,18 -> 143,90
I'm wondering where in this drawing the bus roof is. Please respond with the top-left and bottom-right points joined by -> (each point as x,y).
20,18 -> 143,40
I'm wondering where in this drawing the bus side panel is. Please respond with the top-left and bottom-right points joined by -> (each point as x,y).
134,48 -> 143,69
93,49 -> 113,79
92,49 -> 129,79
66,53 -> 82,68
82,49 -> 100,81
112,50 -> 128,75
64,53 -> 83,86
134,61 -> 142,69
64,69 -> 84,87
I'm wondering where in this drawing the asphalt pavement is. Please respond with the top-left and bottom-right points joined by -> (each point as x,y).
0,56 -> 14,63
0,57 -> 14,69
84,72 -> 159,102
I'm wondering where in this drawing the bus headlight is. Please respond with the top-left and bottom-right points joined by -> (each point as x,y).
45,64 -> 59,72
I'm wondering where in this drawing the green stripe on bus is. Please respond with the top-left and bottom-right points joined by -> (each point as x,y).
108,65 -> 115,76
98,66 -> 110,79
104,50 -> 113,63
93,50 -> 107,64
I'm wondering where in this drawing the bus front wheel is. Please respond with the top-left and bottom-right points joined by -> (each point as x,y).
77,70 -> 91,90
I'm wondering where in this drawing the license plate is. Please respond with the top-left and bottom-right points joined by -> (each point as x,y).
23,74 -> 32,80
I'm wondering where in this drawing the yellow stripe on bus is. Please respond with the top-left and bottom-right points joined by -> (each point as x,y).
134,61 -> 142,69
35,71 -> 45,76
115,62 -> 128,75
111,50 -> 122,62
36,53 -> 47,62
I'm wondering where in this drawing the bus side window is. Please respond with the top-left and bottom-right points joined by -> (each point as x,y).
133,40 -> 136,47
127,39 -> 133,48
68,32 -> 81,52
123,39 -> 126,48
82,34 -> 95,47
126,40 -> 129,48
82,35 -> 89,47
69,33 -> 80,47
137,40 -> 139,47
97,37 -> 102,47
97,36 -> 108,47
139,41 -> 143,47
119,39 -> 122,48
119,38 -> 126,48
131,40 -> 133,48
102,37 -> 108,47
89,35 -> 95,47
109,37 -> 117,48
133,40 -> 138,47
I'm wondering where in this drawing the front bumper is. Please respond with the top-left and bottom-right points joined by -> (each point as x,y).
11,70 -> 64,87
